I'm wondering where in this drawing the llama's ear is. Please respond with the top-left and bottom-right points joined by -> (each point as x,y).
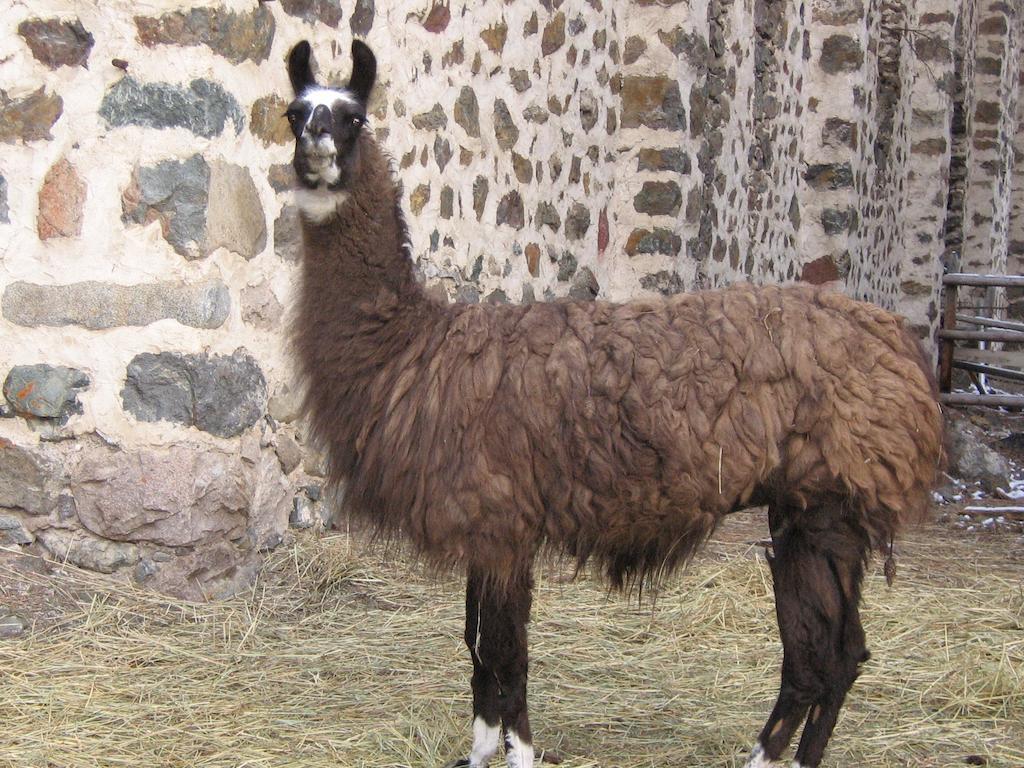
348,40 -> 377,105
288,41 -> 316,95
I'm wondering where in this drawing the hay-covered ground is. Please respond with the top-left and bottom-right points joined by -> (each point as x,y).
1,511 -> 1021,768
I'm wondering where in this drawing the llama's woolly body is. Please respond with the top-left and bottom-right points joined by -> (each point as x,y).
294,135 -> 943,593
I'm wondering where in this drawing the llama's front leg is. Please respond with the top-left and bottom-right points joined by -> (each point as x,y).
446,569 -> 534,768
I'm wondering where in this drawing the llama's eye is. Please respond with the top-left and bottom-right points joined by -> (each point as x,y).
351,115 -> 364,128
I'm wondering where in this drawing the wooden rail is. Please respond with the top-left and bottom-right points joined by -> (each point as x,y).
939,273 -> 1024,409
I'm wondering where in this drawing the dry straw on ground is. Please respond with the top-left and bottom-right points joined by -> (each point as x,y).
0,514 -> 1021,768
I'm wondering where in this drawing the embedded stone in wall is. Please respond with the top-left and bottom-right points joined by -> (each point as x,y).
135,6 -> 275,64
620,76 -> 685,131
496,191 -> 525,229
410,184 -> 430,215
413,104 -> 447,130
241,281 -> 284,330
268,164 -> 295,192
493,99 -> 519,150
974,101 -> 1000,125
801,255 -> 840,284
512,153 -> 533,183
434,136 -> 453,171
564,203 -> 590,240
279,0 -> 343,28
0,176 -> 8,222
72,444 -> 252,547
123,154 -> 209,258
658,28 -> 709,69
454,87 -> 480,137
579,90 -> 599,132
36,528 -> 140,574
206,160 -> 267,259
637,148 -> 690,173
811,0 -> 864,25
350,0 -> 375,34
536,201 -> 560,231
481,21 -> 508,54
523,105 -> 549,124
525,243 -> 541,276
3,365 -> 89,422
0,439 -> 60,516
37,158 -> 86,240
251,95 -> 292,146
440,186 -> 454,218
569,267 -> 599,300
422,2 -> 451,33
510,69 -> 531,92
821,207 -> 855,235
625,228 -> 682,256
0,88 -> 63,143
122,350 -> 267,438
822,117 -> 857,149
803,163 -> 854,190
640,271 -> 684,295
18,18 -> 94,69
99,78 -> 243,138
633,181 -> 682,216
623,36 -> 646,64
274,205 -> 301,262
0,514 -> 32,546
2,280 -> 230,330
819,35 -> 863,74
542,12 -> 566,55
472,176 -> 488,221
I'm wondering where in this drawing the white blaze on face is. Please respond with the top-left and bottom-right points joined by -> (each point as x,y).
468,717 -> 500,767
297,87 -> 357,187
504,730 -> 533,768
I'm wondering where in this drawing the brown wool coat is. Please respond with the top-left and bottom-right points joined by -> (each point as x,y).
294,134 -> 945,591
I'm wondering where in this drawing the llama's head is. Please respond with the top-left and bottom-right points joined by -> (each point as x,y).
286,39 -> 376,193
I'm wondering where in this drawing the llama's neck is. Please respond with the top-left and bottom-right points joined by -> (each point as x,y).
293,135 -> 445,445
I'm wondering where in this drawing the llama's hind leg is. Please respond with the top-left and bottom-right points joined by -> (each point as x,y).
448,569 -> 534,768
746,504 -> 870,768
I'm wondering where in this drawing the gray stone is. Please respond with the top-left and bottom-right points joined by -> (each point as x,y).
579,90 -> 599,132
658,27 -> 709,69
819,35 -> 863,74
522,104 -> 550,124
205,160 -> 267,259
274,205 -> 301,262
267,385 -> 302,424
0,614 -> 26,639
350,0 -> 375,34
2,280 -> 230,330
250,450 -> 291,552
18,18 -> 94,69
3,365 -> 89,422
0,175 -> 8,223
122,350 -> 267,438
275,432 -> 303,475
279,0 -> 342,28
146,541 -> 261,601
0,513 -> 32,546
434,135 -> 453,172
72,444 -> 252,547
536,202 -> 561,231
557,252 -> 578,281
496,191 -> 525,229
803,163 -> 854,190
812,0 -> 863,25
134,6 -> 275,64
454,86 -> 480,138
493,99 -> 519,150
624,36 -> 646,64
822,118 -> 857,149
241,282 -> 283,330
472,176 -> 488,221
0,87 -> 63,143
412,104 -> 447,130
509,69 -> 531,92
291,494 -> 315,529
99,78 -> 243,138
946,414 -> 1013,495
821,207 -> 854,235
440,185 -> 454,219
37,528 -> 140,574
569,267 -> 599,301
640,270 -> 685,295
564,203 -> 591,240
122,154 -> 210,259
633,181 -> 682,216
0,440 -> 60,516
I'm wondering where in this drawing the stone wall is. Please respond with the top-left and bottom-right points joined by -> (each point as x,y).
1,0 -> 1020,595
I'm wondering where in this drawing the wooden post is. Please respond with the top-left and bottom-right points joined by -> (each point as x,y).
939,280 -> 957,393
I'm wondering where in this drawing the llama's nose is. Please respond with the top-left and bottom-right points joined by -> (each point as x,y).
306,105 -> 332,138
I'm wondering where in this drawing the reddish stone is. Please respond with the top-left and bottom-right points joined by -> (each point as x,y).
801,255 -> 840,285
38,159 -> 86,240
525,244 -> 541,277
423,3 -> 450,33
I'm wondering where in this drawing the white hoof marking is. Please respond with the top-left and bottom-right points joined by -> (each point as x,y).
468,716 -> 499,767
504,729 -> 533,768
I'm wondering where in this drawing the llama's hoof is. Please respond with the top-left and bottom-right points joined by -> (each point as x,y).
441,759 -> 471,768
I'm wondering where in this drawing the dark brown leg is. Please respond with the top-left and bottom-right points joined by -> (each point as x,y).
448,569 -> 534,768
746,503 -> 870,768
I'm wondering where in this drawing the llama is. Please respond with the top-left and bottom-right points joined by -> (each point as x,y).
285,40 -> 945,768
